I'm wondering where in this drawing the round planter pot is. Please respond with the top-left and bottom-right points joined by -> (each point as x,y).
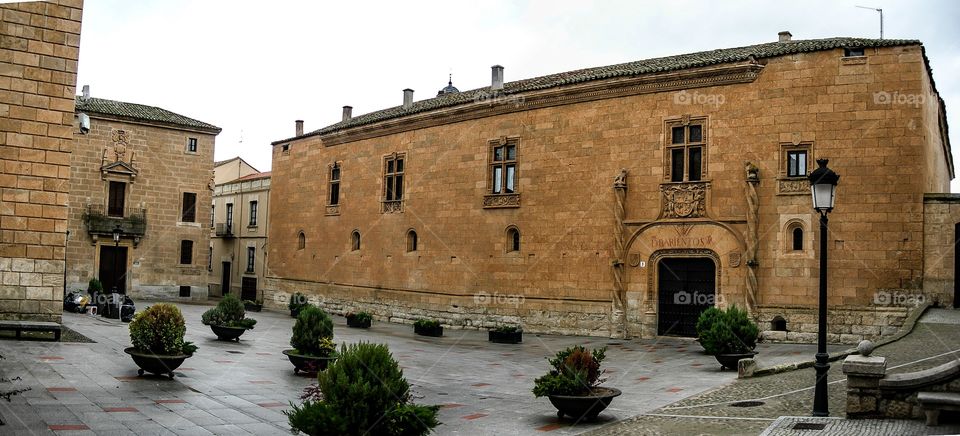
123,347 -> 190,380
488,330 -> 522,344
209,325 -> 248,342
282,349 -> 336,374
714,351 -> 758,370
346,317 -> 371,329
548,387 -> 622,421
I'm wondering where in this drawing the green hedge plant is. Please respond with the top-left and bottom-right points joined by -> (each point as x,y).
532,345 -> 607,397
696,305 -> 759,355
291,305 -> 335,357
286,342 -> 440,436
129,303 -> 196,356
201,294 -> 257,329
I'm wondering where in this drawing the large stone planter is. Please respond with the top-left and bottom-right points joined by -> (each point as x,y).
488,329 -> 522,344
124,347 -> 191,380
282,349 -> 336,374
548,387 -> 622,421
715,351 -> 757,370
209,325 -> 248,342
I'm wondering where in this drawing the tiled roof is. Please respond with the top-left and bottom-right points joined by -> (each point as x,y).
296,37 -> 919,140
76,96 -> 221,132
232,171 -> 271,183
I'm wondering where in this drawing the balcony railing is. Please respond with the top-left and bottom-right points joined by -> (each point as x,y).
215,223 -> 235,238
82,204 -> 147,237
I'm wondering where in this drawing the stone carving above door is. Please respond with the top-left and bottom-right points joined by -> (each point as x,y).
659,182 -> 708,219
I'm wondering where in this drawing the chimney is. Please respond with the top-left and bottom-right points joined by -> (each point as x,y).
295,120 -> 303,136
778,31 -> 792,42
81,84 -> 89,100
491,65 -> 504,91
403,89 -> 414,110
342,106 -> 352,122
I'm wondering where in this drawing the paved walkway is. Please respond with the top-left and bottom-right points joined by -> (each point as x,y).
0,301 -> 833,435
588,308 -> 960,435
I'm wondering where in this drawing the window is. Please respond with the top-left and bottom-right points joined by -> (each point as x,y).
187,137 -> 197,153
787,150 -> 808,177
249,201 -> 258,226
792,227 -> 804,251
506,227 -> 520,252
181,193 -> 197,222
666,120 -> 706,182
490,141 -> 517,194
406,230 -> 418,252
351,230 -> 361,251
844,47 -> 865,57
297,231 -> 305,250
246,247 -> 255,273
108,181 -> 126,217
225,203 -> 233,230
329,163 -> 341,205
383,154 -> 404,202
180,240 -> 193,265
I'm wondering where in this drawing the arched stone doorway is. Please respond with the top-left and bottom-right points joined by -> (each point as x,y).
656,256 -> 716,336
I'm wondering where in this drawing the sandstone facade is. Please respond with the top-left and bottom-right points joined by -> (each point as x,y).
0,0 -> 83,322
66,93 -> 220,301
264,37 -> 951,343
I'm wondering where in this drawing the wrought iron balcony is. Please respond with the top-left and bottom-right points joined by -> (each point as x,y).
215,222 -> 235,238
82,204 -> 147,240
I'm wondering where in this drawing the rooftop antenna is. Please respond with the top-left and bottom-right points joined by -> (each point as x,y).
856,5 -> 883,39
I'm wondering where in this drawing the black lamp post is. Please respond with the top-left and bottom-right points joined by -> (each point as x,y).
809,158 -> 839,417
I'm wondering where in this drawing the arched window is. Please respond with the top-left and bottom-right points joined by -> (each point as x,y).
351,230 -> 361,251
506,227 -> 520,252
406,230 -> 418,252
792,227 -> 803,251
297,231 -> 305,250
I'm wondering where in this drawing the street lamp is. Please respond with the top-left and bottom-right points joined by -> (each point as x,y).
112,224 -> 122,246
809,158 -> 839,417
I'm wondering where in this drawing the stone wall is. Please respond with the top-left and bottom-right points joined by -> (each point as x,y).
0,0 -> 83,322
265,44 -> 949,340
66,115 -> 216,301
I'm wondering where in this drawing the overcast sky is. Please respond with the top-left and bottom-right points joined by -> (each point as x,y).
75,0 -> 960,190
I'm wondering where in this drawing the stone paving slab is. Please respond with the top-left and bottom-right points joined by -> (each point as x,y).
759,416 -> 960,436
0,302 -> 843,435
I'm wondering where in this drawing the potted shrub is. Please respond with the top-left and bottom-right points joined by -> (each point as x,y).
413,318 -> 442,337
698,305 -> 760,370
345,311 -> 372,328
201,294 -> 257,341
124,303 -> 197,379
283,305 -> 337,374
533,345 -> 620,421
488,325 -> 523,344
288,292 -> 309,317
287,342 -> 440,435
243,299 -> 263,312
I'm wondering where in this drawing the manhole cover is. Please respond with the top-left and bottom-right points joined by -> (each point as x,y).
792,422 -> 826,430
730,401 -> 765,407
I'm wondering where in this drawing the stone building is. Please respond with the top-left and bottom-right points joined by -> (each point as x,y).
65,88 -> 220,301
264,34 -> 953,343
0,0 -> 83,322
209,157 -> 270,301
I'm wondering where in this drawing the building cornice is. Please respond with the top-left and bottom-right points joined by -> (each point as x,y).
317,62 -> 764,146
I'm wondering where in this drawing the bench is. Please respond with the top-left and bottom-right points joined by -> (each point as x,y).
0,320 -> 61,341
918,391 -> 960,426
